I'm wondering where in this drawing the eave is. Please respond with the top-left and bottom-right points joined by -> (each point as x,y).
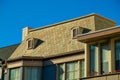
77,26 -> 120,43
7,49 -> 84,62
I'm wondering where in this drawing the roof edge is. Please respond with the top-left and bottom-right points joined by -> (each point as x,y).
7,56 -> 43,62
43,49 -> 84,59
0,43 -> 20,49
7,49 -> 84,62
29,13 -> 116,32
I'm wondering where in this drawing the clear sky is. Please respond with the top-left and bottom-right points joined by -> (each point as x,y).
0,0 -> 120,47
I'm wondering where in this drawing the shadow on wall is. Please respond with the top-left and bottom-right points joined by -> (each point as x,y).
35,39 -> 44,48
83,28 -> 91,33
42,60 -> 57,80
42,59 -> 66,80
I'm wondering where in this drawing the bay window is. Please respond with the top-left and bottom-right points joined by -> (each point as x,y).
10,68 -> 21,80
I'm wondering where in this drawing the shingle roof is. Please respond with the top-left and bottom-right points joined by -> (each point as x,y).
0,44 -> 19,61
8,25 -> 84,60
8,13 -> 116,60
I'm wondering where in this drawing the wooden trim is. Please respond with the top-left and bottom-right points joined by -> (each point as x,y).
77,27 -> 120,43
43,53 -> 84,66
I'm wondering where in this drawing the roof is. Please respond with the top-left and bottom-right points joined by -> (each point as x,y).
8,13 -> 116,61
77,26 -> 120,42
0,44 -> 19,61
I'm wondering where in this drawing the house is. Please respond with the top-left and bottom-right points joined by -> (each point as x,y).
0,44 -> 19,80
2,13 -> 120,80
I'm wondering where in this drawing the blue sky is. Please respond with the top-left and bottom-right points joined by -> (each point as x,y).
0,0 -> 120,47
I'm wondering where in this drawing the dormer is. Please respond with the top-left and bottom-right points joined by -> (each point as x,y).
27,38 -> 38,49
71,27 -> 84,39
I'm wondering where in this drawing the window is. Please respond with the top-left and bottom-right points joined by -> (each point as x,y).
89,42 -> 110,76
72,28 -> 78,38
115,40 -> 120,71
27,38 -> 38,49
72,27 -> 84,38
24,67 -> 41,80
90,44 -> 98,76
66,62 -> 78,80
58,64 -> 64,80
10,68 -> 20,80
28,39 -> 33,49
100,43 -> 109,74
57,60 -> 85,80
80,60 -> 85,78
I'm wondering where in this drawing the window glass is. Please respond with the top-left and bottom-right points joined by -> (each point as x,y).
58,64 -> 64,80
10,68 -> 20,80
100,43 -> 109,74
90,44 -> 98,76
80,60 -> 85,78
115,40 -> 120,71
66,62 -> 78,80
24,67 -> 41,80
28,40 -> 33,49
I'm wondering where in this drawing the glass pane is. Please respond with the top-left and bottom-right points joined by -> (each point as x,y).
75,62 -> 78,70
10,68 -> 20,80
101,43 -> 109,74
66,62 -> 78,80
67,63 -> 73,72
25,67 -> 41,80
90,44 -> 98,76
115,41 -> 120,71
74,71 -> 78,79
80,60 -> 85,78
59,64 -> 64,80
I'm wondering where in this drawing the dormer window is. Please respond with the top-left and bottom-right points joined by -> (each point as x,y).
73,28 -> 78,38
28,39 -> 33,49
71,27 -> 84,38
27,38 -> 38,49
